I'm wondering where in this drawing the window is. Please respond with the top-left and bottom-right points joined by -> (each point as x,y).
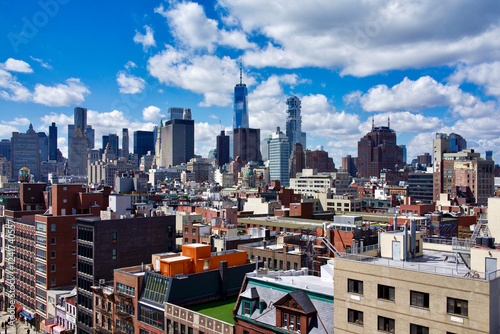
348,309 -> 363,326
95,297 -> 99,307
51,264 -> 56,272
348,279 -> 363,295
378,284 -> 395,301
192,229 -> 196,235
184,238 -> 188,244
36,222 -> 46,233
51,250 -> 56,259
51,224 -> 56,232
410,324 -> 429,334
72,224 -> 76,229
410,291 -> 429,309
378,316 -> 395,333
282,313 -> 299,331
116,283 -> 135,296
51,277 -> 56,286
184,228 -> 188,233
447,297 -> 468,317
112,249 -> 117,260
51,237 -> 56,245
112,232 -> 117,243
243,301 -> 251,316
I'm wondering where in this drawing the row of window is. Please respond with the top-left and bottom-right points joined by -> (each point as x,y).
349,310 -> 458,334
348,279 -> 468,317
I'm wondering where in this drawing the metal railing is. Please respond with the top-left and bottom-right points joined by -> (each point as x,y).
340,253 -> 500,281
422,237 -> 452,245
452,237 -> 473,251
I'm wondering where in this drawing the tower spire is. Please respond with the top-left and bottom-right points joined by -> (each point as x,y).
388,115 -> 390,128
239,60 -> 242,85
372,117 -> 374,131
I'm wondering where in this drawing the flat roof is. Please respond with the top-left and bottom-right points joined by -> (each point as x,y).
339,249 -> 494,281
161,255 -> 191,262
186,297 -> 237,324
248,271 -> 334,296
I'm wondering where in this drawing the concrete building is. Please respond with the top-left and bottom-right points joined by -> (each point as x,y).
160,118 -> 195,167
408,172 -> 434,203
121,128 -> 129,159
11,124 -> 41,181
68,126 -> 88,176
186,157 -> 211,183
102,133 -> 119,157
433,149 -> 494,204
333,230 -> 500,333
269,127 -> 290,187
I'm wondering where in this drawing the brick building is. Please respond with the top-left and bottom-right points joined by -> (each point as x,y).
76,214 -> 176,334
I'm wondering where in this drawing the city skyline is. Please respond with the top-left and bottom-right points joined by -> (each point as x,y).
1,1 -> 500,165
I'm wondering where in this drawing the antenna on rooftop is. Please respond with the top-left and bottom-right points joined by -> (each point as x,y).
388,115 -> 390,128
372,117 -> 374,131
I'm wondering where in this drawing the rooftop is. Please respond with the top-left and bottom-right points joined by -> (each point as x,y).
339,249 -> 499,281
186,297 -> 237,324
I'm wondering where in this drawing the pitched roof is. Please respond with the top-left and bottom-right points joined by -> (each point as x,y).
275,289 -> 317,314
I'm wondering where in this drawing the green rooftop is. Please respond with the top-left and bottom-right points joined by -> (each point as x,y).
187,297 -> 237,324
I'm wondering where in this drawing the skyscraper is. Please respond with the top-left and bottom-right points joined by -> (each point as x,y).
102,134 -> 119,157
11,124 -> 41,181
286,96 -> 306,154
68,107 -> 92,168
233,64 -> 249,129
48,122 -> 57,161
121,128 -> 129,159
233,128 -> 262,163
133,130 -> 155,161
357,118 -> 403,178
168,107 -> 184,120
216,130 -> 230,167
160,118 -> 195,167
68,126 -> 88,175
261,135 -> 272,161
269,127 -> 290,186
38,132 -> 48,162
74,106 -> 87,131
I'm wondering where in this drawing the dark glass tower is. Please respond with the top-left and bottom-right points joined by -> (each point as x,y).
48,122 -> 57,161
216,130 -> 230,167
133,131 -> 155,160
233,64 -> 249,129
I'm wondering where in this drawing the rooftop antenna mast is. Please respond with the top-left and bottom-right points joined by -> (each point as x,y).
239,60 -> 243,85
372,117 -> 374,130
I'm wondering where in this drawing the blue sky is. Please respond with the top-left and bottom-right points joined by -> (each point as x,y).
1,0 -> 500,166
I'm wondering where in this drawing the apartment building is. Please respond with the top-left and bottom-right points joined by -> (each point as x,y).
333,230 -> 500,333
76,214 -> 176,334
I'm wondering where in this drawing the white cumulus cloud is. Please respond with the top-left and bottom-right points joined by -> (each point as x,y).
1,58 -> 33,73
142,105 -> 165,122
32,78 -> 90,107
133,25 -> 156,51
116,71 -> 146,94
